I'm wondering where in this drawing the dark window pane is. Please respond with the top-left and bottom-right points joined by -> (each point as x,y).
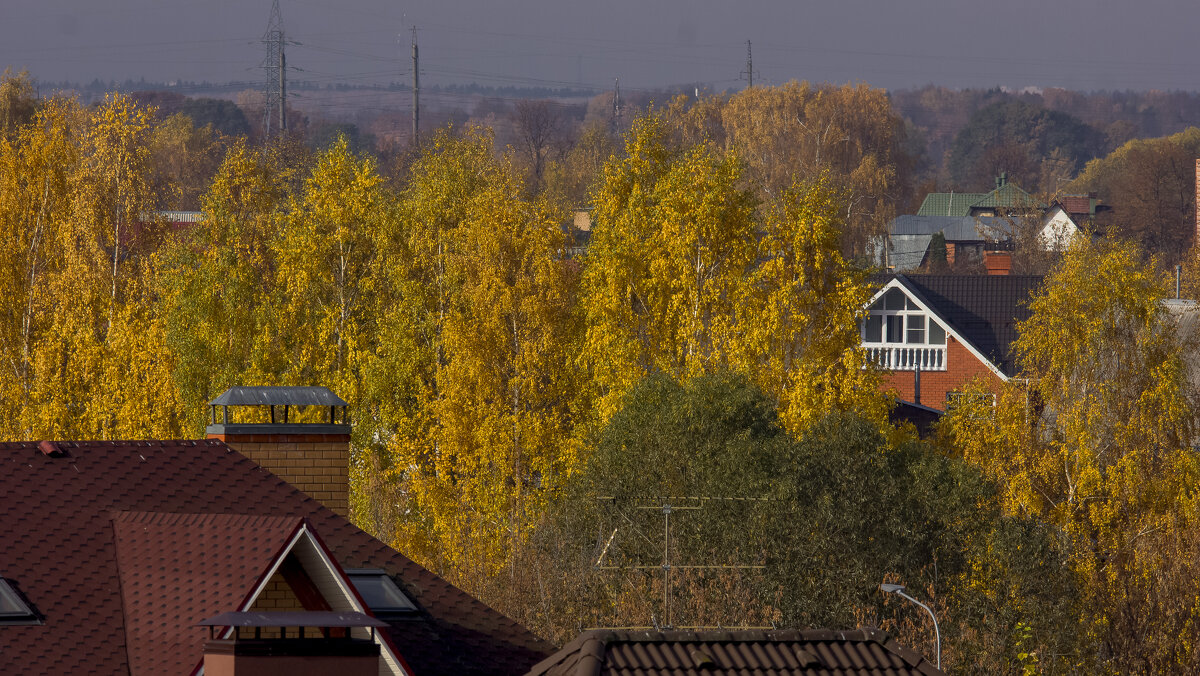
906,315 -> 925,344
864,315 -> 882,342
928,320 -> 946,345
885,315 -> 904,342
885,288 -> 906,310
347,570 -> 417,612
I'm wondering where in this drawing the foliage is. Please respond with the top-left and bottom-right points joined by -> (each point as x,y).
580,114 -> 757,421
155,140 -> 292,433
945,237 -> 1200,671
948,100 -> 1104,192
1069,127 -> 1200,265
504,373 -> 1078,674
665,82 -> 915,256
0,69 -> 38,140
729,175 -> 887,431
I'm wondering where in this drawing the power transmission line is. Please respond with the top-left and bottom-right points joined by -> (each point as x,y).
261,0 -> 287,136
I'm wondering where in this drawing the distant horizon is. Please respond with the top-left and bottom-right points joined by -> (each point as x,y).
4,1 -> 1200,96
22,74 -> 1200,100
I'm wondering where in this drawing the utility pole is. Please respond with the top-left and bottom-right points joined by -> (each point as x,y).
262,0 -> 287,137
741,40 -> 755,88
412,26 -> 420,145
612,77 -> 622,127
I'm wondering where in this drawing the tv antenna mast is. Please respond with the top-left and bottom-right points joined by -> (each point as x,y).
593,496 -> 768,629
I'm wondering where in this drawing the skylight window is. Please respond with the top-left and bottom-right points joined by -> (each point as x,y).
346,569 -> 418,614
0,578 -> 39,625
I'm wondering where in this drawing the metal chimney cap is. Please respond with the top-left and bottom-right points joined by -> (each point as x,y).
208,386 -> 348,407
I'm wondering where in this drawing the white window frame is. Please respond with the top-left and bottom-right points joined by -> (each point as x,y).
861,287 -> 948,371
860,279 -> 1009,380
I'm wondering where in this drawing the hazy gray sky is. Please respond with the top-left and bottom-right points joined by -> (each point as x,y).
1,0 -> 1196,93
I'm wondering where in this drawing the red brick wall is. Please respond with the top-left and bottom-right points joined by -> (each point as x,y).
879,336 -> 1004,409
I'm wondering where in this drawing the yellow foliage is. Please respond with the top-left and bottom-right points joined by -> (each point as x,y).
946,237 -> 1200,669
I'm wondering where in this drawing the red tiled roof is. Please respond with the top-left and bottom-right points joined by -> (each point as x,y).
112,512 -> 303,676
0,440 -> 551,676
1058,195 -> 1093,215
526,628 -> 944,676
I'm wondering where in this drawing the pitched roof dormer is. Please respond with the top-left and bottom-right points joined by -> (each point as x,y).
863,275 -> 1043,381
110,512 -> 410,676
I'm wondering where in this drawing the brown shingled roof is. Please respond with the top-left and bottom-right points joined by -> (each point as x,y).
0,439 -> 551,675
525,628 -> 944,676
111,512 -> 304,676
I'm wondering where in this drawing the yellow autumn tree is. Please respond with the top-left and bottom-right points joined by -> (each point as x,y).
946,237 -> 1200,671
429,161 -> 580,582
155,140 -> 291,432
580,114 -> 757,421
662,82 -> 913,257
0,93 -> 183,439
365,127 -> 583,585
271,135 -> 382,392
731,174 -> 887,433
356,127 -> 502,548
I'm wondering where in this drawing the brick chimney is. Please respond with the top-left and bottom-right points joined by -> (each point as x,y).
206,387 -> 351,517
983,249 -> 1012,276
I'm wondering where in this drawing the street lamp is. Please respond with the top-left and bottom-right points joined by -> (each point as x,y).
880,583 -> 941,670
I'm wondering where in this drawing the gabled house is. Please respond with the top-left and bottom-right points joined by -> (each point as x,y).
880,175 -> 1076,271
873,214 -> 1010,270
861,273 -> 1042,410
526,628 -> 943,676
1039,194 -> 1110,251
0,387 -> 551,676
915,174 -> 1043,218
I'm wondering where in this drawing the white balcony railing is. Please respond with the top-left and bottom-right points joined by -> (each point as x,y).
865,345 -> 946,371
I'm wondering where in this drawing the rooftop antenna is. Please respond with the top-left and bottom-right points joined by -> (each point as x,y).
593,496 -> 768,630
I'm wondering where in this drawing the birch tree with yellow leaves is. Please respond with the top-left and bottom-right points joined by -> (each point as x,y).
580,115 -> 757,421
946,238 -> 1200,671
155,140 -> 292,432
731,175 -> 887,432
361,128 -> 582,582
0,91 -> 183,439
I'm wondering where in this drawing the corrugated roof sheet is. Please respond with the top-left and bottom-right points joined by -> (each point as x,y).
916,192 -> 987,217
0,440 -> 550,676
969,182 -> 1043,210
209,386 -> 349,407
526,628 -> 943,676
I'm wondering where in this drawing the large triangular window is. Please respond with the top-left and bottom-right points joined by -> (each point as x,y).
861,286 -> 947,371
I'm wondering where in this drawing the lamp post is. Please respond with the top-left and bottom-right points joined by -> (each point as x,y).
881,583 -> 941,670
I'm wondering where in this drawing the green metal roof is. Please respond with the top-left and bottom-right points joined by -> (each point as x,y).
916,192 -> 987,217
969,182 -> 1043,210
916,181 -> 1044,217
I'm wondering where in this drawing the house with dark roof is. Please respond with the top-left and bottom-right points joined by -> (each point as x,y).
525,628 -> 943,676
880,176 -> 1106,271
0,387 -> 551,676
861,274 -> 1042,411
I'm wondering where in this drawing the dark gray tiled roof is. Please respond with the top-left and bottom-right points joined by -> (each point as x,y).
893,274 -> 1044,376
526,628 -> 944,676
